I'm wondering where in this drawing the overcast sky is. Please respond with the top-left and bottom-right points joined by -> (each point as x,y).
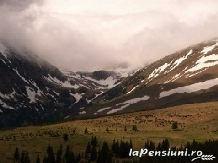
0,0 -> 218,71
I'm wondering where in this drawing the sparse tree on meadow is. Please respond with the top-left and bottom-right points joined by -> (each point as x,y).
172,121 -> 178,130
63,133 -> 69,142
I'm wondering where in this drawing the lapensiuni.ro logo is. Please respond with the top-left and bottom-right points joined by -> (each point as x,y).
129,148 -> 216,161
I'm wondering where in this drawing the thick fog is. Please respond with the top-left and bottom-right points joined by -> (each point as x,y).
0,0 -> 218,71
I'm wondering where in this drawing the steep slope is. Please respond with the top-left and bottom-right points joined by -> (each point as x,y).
0,42 -> 102,127
84,38 -> 218,116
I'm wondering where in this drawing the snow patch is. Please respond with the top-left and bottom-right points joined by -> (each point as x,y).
26,87 -> 36,103
13,68 -> 29,84
201,42 -> 218,54
97,107 -> 111,113
0,99 -> 14,110
70,93 -> 82,103
44,74 -> 79,88
159,77 -> 218,98
127,85 -> 139,94
169,49 -> 192,72
79,111 -> 86,114
0,43 -> 7,58
107,95 -> 150,114
0,58 -> 7,64
53,91 -> 60,96
148,62 -> 171,79
30,81 -> 42,96
187,54 -> 218,72
0,92 -> 10,99
86,76 -> 118,88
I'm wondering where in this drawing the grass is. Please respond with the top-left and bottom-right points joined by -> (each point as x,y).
1,101 -> 218,162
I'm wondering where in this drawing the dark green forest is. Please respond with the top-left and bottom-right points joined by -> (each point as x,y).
12,136 -> 218,163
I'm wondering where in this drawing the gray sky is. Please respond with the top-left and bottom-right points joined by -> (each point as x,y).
0,0 -> 218,71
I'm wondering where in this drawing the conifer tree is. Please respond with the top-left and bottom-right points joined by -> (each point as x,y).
64,145 -> 75,163
84,127 -> 88,134
20,151 -> 30,163
85,142 -> 91,158
36,154 -> 40,163
47,145 -> 55,163
172,121 -> 178,130
14,147 -> 20,161
63,133 -> 69,142
90,146 -> 97,161
56,145 -> 63,163
91,136 -> 97,147
161,138 -> 169,150
43,156 -> 47,163
129,139 -> 133,149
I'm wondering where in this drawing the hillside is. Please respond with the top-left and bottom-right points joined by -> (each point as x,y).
0,101 -> 218,162
0,41 -> 131,127
84,38 -> 218,116
0,42 -> 104,127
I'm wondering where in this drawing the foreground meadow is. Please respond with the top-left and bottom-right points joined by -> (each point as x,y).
0,102 -> 218,162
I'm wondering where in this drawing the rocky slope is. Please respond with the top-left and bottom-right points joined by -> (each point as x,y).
0,41 -> 131,127
84,38 -> 218,116
0,43 -> 91,127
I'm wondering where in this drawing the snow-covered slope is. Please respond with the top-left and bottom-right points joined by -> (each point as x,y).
0,41 -> 132,127
61,68 -> 130,89
84,38 -> 218,116
0,42 -> 104,127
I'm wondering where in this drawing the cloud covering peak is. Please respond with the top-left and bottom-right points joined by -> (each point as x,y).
1,0 -> 218,71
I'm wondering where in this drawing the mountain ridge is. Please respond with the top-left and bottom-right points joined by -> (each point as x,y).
83,38 -> 218,117
0,42 -> 130,127
1,38 -> 218,127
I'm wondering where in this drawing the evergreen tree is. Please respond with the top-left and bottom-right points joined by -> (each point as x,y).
64,145 -> 75,163
132,125 -> 138,131
90,146 -> 97,161
25,151 -> 31,163
97,149 -> 102,163
85,142 -> 91,158
47,145 -> 55,163
63,133 -> 69,142
64,145 -> 70,163
119,141 -> 130,158
91,136 -> 97,147
129,139 -> 133,149
161,138 -> 170,150
111,139 -> 116,155
76,153 -> 81,163
20,151 -> 25,163
84,127 -> 88,134
20,150 -> 30,163
43,156 -> 47,163
56,145 -> 63,163
144,140 -> 155,151
14,147 -> 20,161
36,154 -> 40,163
172,121 -> 178,130
100,141 -> 112,163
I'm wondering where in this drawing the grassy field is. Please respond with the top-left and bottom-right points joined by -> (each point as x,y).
1,102 -> 218,162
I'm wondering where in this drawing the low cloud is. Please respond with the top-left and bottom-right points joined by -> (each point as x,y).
0,0 -> 218,71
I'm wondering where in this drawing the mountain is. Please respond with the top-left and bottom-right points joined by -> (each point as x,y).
0,42 -> 95,127
61,64 -> 132,90
0,42 -> 131,127
2,38 -> 218,126
83,38 -> 218,116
